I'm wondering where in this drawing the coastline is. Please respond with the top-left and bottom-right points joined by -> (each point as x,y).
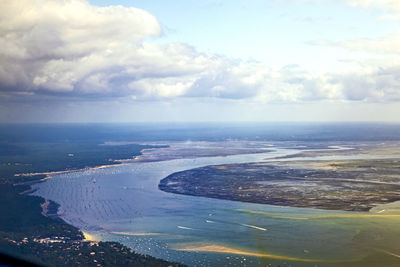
19,142 -> 400,267
14,143 -> 273,186
13,144 -> 278,265
82,231 -> 99,242
17,144 -> 286,266
15,142 -> 278,194
13,162 -> 133,187
5,144 -> 189,267
159,151 -> 400,212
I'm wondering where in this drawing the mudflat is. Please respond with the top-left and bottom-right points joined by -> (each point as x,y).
160,142 -> 400,212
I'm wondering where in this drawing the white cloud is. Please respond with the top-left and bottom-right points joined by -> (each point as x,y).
331,66 -> 400,101
0,0 -> 162,93
0,0 -> 400,106
0,0 -> 310,102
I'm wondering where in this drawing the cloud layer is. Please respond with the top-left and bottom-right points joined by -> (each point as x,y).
0,0 -> 400,105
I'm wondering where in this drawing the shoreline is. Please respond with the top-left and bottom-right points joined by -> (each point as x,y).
14,143 -> 275,186
26,144 -> 400,217
12,144 -> 280,264
19,142 -> 400,266
13,162 -> 134,187
82,231 -> 99,242
159,152 -> 400,212
7,148 -> 153,259
13,145 -> 159,185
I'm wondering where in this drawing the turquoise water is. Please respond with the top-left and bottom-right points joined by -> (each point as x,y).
31,148 -> 400,266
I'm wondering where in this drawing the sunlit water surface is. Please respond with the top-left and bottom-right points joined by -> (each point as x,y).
32,148 -> 400,266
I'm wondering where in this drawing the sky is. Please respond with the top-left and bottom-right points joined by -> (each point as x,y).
1,0 -> 400,122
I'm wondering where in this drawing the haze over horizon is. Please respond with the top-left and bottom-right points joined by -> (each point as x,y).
1,0 -> 400,123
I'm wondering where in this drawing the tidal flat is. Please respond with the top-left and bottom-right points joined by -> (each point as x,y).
159,156 -> 400,211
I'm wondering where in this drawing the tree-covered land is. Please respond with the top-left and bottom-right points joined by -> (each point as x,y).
0,128 -> 183,267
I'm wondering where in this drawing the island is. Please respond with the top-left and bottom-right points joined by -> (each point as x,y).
159,143 -> 400,212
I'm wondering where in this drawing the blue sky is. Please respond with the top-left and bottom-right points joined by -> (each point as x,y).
1,0 -> 400,122
92,0 -> 399,69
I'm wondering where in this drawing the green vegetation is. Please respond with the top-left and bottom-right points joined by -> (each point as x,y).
0,140 -> 184,267
0,142 -> 161,180
0,235 -> 180,267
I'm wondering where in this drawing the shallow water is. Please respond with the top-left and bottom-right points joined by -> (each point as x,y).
31,148 -> 400,266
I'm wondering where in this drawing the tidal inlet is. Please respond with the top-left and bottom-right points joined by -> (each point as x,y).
31,141 -> 400,266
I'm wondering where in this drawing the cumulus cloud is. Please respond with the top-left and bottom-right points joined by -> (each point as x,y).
0,0 -> 400,105
0,0 -> 162,91
331,66 -> 400,101
0,0 -> 329,103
